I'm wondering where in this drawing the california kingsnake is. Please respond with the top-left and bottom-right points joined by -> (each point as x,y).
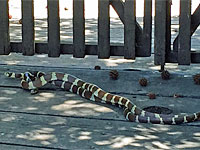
4,71 -> 200,125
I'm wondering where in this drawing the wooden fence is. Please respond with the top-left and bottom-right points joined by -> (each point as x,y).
0,0 -> 152,59
0,0 -> 200,65
155,0 -> 200,65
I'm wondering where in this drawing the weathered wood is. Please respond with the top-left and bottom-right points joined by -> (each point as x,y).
109,0 -> 124,22
166,51 -> 200,64
98,0 -> 110,58
165,0 -> 171,55
9,42 -> 200,62
173,4 -> 200,53
178,0 -> 191,65
143,0 -> 152,57
191,4 -> 200,35
154,0 -> 167,65
109,0 -> 143,37
0,0 -> 10,55
2,65 -> 200,100
73,0 -> 85,58
0,87 -> 121,120
21,0 -> 35,56
124,0 -> 136,59
47,0 -> 60,57
0,111 -> 125,150
0,145 -> 42,150
9,42 -> 124,56
0,109 -> 200,149
1,65 -> 200,149
110,0 -> 146,57
191,52 -> 200,63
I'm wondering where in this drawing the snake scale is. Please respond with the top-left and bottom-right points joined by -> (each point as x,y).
4,71 -> 200,125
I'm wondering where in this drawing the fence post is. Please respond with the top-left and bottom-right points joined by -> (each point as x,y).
143,0 -> 152,57
98,0 -> 110,59
22,0 -> 35,56
47,0 -> 60,57
73,0 -> 85,58
0,0 -> 10,55
178,0 -> 191,65
154,0 -> 167,65
124,0 -> 136,59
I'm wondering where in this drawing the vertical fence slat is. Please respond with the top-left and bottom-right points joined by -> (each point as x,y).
124,0 -> 135,59
73,0 -> 85,58
166,0 -> 171,54
178,0 -> 191,65
154,0 -> 167,65
98,0 -> 110,59
143,0 -> 152,57
0,0 -> 10,55
22,0 -> 34,56
48,0 -> 60,57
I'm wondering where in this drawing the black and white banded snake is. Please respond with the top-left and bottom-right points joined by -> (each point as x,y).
4,71 -> 200,125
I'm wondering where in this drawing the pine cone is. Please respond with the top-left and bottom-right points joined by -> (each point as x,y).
94,65 -> 101,70
161,70 -> 170,80
193,74 -> 200,85
147,93 -> 156,99
109,70 -> 118,80
139,78 -> 148,87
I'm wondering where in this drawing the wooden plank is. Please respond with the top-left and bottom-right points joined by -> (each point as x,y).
0,87 -> 121,121
1,69 -> 200,148
0,0 -> 10,55
9,41 -> 200,62
165,0 -> 171,55
165,51 -> 178,63
98,0 -> 110,58
0,144 -> 47,150
109,0 -> 143,38
163,0 -> 172,65
1,64 -> 200,149
109,0 -> 124,23
145,51 -> 200,64
124,0 -> 136,59
9,42 -> 124,56
110,0 -> 145,57
154,0 -> 167,65
178,0 -> 191,65
191,4 -> 200,35
142,0 -> 152,57
47,0 -> 60,57
191,52 -> 200,63
21,0 -> 35,56
0,111 -> 124,150
73,0 -> 85,58
0,109 -> 200,149
173,4 -> 200,52
2,65 -> 200,100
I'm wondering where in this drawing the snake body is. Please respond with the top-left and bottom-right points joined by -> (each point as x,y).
5,71 -> 200,125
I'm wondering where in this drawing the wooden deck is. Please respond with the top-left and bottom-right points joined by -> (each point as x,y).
0,63 -> 200,149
